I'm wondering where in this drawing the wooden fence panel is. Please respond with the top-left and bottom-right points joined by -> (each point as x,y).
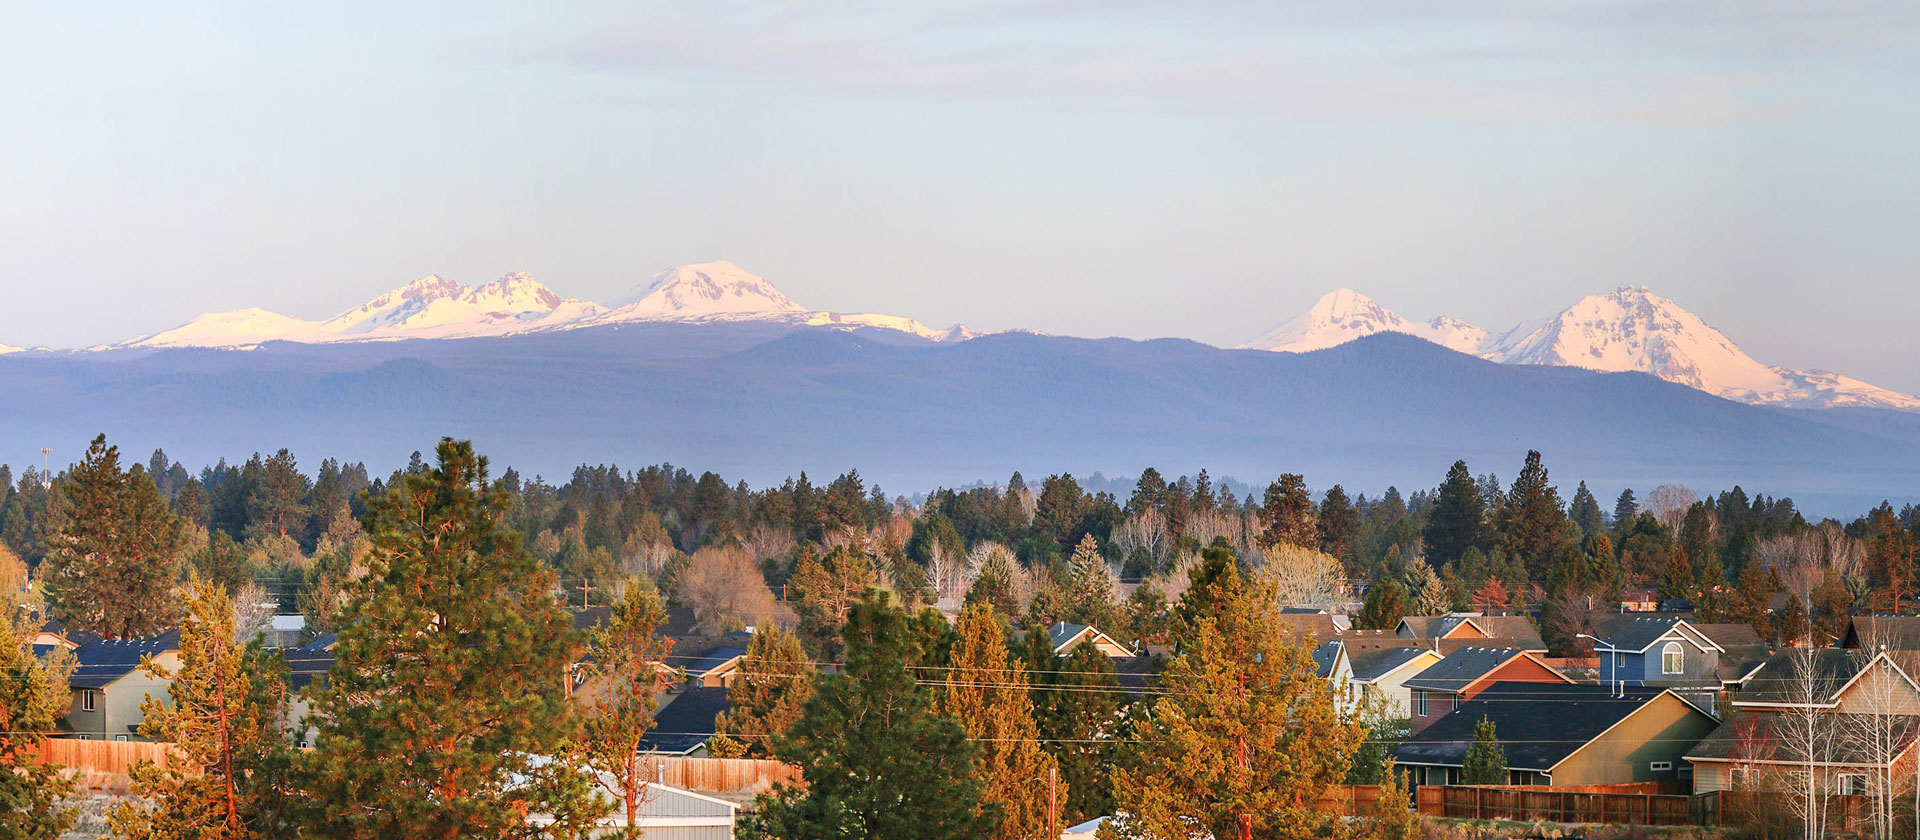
1412,786 -> 1695,827
32,739 -> 181,775
644,756 -> 802,796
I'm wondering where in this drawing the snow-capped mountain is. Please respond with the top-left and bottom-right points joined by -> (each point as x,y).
0,343 -> 23,355
1241,286 -> 1920,412
1240,289 -> 1485,355
117,262 -> 975,350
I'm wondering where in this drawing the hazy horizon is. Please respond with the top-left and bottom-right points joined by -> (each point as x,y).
6,3 -> 1919,390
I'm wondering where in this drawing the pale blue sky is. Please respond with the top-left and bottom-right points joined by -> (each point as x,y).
5,2 -> 1919,389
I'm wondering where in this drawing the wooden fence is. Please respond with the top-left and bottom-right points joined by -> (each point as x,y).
1415,785 -> 1691,826
1693,790 -> 1871,835
642,756 -> 802,796
1311,785 -> 1384,817
32,739 -> 182,775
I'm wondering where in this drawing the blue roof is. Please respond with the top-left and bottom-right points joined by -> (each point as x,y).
638,686 -> 731,754
68,630 -> 181,690
681,646 -> 747,676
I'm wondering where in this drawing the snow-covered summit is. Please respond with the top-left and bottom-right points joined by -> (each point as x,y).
0,342 -> 22,355
1239,290 -> 1487,355
125,308 -> 333,349
594,261 -> 809,322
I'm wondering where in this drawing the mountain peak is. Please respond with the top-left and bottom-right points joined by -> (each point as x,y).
600,261 -> 808,320
1240,290 -> 1484,355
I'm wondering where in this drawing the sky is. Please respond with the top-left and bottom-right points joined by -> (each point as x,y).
5,2 -> 1920,390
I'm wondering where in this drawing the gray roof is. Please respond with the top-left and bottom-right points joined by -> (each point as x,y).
283,650 -> 335,690
1734,649 -> 1872,706
1401,647 -> 1536,694
68,630 -> 181,690
1276,613 -> 1340,645
1687,709 -> 1920,766
1312,641 -> 1345,678
1397,615 -> 1545,651
681,646 -> 747,677
1691,623 -> 1772,682
638,686 -> 730,754
1349,647 -> 1435,682
1600,616 -> 1713,652
1395,683 -> 1689,772
1845,616 -> 1920,651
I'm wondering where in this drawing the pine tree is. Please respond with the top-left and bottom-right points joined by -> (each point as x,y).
1425,461 -> 1487,568
1406,559 -> 1451,617
944,604 -> 1062,840
111,574 -> 290,840
1657,547 -> 1696,605
1773,593 -> 1810,646
1356,577 -> 1410,630
1257,474 -> 1317,551
712,624 -> 815,759
787,545 -> 877,658
741,591 -> 995,840
1021,632 -> 1123,823
1113,571 -> 1362,839
1496,451 -> 1571,583
1811,570 -> 1853,644
0,556 -> 75,840
1062,534 -> 1118,630
577,579 -> 674,838
1613,488 -> 1639,524
292,440 -> 602,839
1568,482 -> 1606,537
1317,485 -> 1361,563
1461,717 -> 1508,785
1732,560 -> 1778,639
43,434 -> 186,639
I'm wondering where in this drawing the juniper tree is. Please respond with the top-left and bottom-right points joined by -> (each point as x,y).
0,557 -> 75,840
110,574 -> 291,840
740,590 -> 994,840
576,578 -> 674,839
943,604 -> 1062,840
42,434 -> 185,638
710,624 -> 814,759
292,439 -> 602,840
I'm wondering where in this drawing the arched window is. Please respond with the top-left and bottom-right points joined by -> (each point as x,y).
1662,642 -> 1684,675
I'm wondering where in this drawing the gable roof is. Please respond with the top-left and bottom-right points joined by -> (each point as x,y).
68,630 -> 182,690
1275,613 -> 1340,645
1396,615 -> 1546,651
1845,615 -> 1920,651
1048,622 -> 1131,655
1394,683 -> 1703,772
1733,649 -> 1879,707
680,646 -> 748,678
1401,647 -> 1568,695
1690,623 -> 1772,683
298,632 -> 338,652
1349,647 -> 1439,682
1312,641 -> 1348,679
1687,708 -> 1920,767
284,650 -> 335,690
1600,616 -> 1724,654
638,686 -> 731,754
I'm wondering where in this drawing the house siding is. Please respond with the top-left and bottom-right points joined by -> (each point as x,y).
1411,691 -> 1458,732
1832,665 -> 1920,715
1549,694 -> 1718,786
63,659 -> 178,741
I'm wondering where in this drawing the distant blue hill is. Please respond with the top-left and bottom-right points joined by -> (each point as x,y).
1,325 -> 1914,516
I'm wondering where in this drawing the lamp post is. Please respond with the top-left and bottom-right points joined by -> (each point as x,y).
1576,633 -> 1620,697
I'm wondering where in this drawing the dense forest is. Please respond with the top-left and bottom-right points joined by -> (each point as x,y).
5,435 -> 1916,659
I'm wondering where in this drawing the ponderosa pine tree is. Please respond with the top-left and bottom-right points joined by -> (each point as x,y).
1112,565 -> 1362,839
944,604 -> 1061,840
1020,630 -> 1123,823
1462,717 -> 1508,785
292,439 -> 602,840
1424,461 -> 1486,569
1257,474 -> 1317,551
1317,485 -> 1361,564
1656,547 -> 1696,605
1356,577 -> 1410,630
1062,534 -> 1118,630
741,590 -> 995,840
787,545 -> 876,658
0,551 -> 75,840
1811,570 -> 1853,643
1496,451 -> 1571,583
42,434 -> 185,639
577,578 -> 673,838
1568,481 -> 1606,538
711,624 -> 814,759
1773,593 -> 1810,646
111,574 -> 290,840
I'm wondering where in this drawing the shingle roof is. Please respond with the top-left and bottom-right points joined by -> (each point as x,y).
1846,616 -> 1920,651
1401,647 -> 1536,694
36,615 -> 102,648
1276,614 -> 1340,645
1049,622 -> 1094,651
1396,615 -> 1545,651
68,630 -> 181,690
1312,641 -> 1345,678
1349,647 -> 1436,682
298,632 -> 337,652
283,650 -> 335,690
1691,623 -> 1772,682
681,646 -> 747,677
1394,683 -> 1682,771
1733,649 -> 1871,706
638,686 -> 731,754
1600,616 -> 1715,653
1687,708 -> 1920,766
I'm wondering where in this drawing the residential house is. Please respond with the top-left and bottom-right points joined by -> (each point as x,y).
1396,615 -> 1548,653
1347,647 -> 1444,718
1313,641 -> 1357,715
677,641 -> 750,689
1276,613 -> 1342,647
59,631 -> 181,741
1404,647 -> 1573,733
1049,622 -> 1134,658
1594,616 -> 1770,713
532,782 -> 738,839
282,634 -> 337,747
31,615 -> 100,651
638,686 -> 731,757
1685,649 -> 1920,795
1842,615 -> 1920,651
1395,683 -> 1719,788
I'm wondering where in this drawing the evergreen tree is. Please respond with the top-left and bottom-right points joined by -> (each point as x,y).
1461,717 -> 1508,785
963,546 -> 1022,619
1112,571 -> 1362,839
1364,760 -> 1419,840
244,449 -> 310,542
111,575 -> 290,840
1405,559 -> 1451,616
944,604 -> 1061,840
42,434 -> 186,639
1613,488 -> 1639,524
1423,461 -> 1486,568
1656,548 -> 1696,605
1811,570 -> 1853,644
1062,534 -> 1118,630
292,440 -> 602,839
1256,474 -> 1317,551
1568,482 -> 1606,537
1021,631 -> 1123,823
1496,451 -> 1570,583
0,555 -> 75,840
1773,593 -> 1810,646
787,545 -> 877,658
577,579 -> 674,838
1472,577 -> 1513,613
1317,485 -> 1361,564
1356,577 -> 1410,630
712,624 -> 814,759
742,591 -> 994,840
1731,560 -> 1779,639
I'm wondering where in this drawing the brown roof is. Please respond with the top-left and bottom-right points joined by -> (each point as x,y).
1275,614 -> 1340,645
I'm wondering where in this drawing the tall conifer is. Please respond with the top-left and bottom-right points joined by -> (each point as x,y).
43,434 -> 185,638
944,604 -> 1062,840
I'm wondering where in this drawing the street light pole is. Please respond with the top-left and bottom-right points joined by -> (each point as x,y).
1576,633 -> 1620,697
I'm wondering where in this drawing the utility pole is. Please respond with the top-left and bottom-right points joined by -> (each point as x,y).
1047,765 -> 1057,840
579,579 -> 593,609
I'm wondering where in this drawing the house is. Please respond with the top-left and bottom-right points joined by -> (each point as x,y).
1347,647 -> 1444,718
1275,613 -> 1343,647
1395,615 -> 1547,653
1313,641 -> 1357,715
1685,649 -> 1920,795
1842,615 -> 1920,650
59,631 -> 181,741
533,782 -> 738,839
1403,647 -> 1573,733
1594,616 -> 1770,713
638,686 -> 731,757
1394,683 -> 1719,788
31,615 -> 101,651
1048,622 -> 1134,658
282,634 -> 338,747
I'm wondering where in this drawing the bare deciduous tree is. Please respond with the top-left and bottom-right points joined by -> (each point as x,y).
1778,648 -> 1841,840
1757,524 -> 1866,600
925,539 -> 975,610
1646,484 -> 1699,531
679,545 -> 777,633
1113,508 -> 1172,565
231,580 -> 276,644
1260,544 -> 1344,609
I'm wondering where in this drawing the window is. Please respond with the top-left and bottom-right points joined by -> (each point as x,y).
1662,642 -> 1685,675
1649,761 -> 1673,772
81,690 -> 96,712
1840,774 -> 1868,796
114,735 -> 127,742
1415,691 -> 1428,717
